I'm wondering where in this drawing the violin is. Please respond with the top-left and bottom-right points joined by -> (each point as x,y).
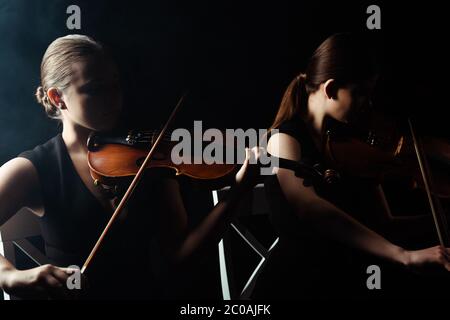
322,115 -> 450,197
86,129 -> 238,197
85,127 -> 338,197
321,113 -> 450,247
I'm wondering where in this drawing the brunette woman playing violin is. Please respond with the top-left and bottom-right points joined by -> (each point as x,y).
252,33 -> 450,299
0,35 -> 260,299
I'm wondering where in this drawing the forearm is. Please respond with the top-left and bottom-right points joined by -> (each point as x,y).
302,199 -> 409,266
0,255 -> 16,288
175,183 -> 252,261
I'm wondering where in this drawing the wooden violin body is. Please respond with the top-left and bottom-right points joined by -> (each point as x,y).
323,115 -> 450,198
322,114 -> 450,247
87,130 -> 237,193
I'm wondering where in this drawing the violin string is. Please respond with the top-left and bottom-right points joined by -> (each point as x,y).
139,134 -> 172,139
139,133 -> 172,139
138,135 -> 172,143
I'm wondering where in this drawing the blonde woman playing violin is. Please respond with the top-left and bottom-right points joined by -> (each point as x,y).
0,35 -> 260,299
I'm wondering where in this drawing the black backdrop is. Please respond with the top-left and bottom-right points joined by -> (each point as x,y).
1,0 -> 448,162
0,0 -> 449,301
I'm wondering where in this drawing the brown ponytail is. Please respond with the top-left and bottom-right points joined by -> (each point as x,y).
269,73 -> 307,131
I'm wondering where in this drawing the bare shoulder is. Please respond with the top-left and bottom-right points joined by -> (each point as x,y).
0,157 -> 43,223
267,132 -> 302,162
0,157 -> 38,183
266,133 -> 321,207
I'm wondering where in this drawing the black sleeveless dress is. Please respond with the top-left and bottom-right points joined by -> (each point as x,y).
252,116 -> 389,299
17,133 -> 170,299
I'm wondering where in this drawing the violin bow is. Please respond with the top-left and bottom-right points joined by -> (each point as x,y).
408,118 -> 449,248
81,92 -> 187,274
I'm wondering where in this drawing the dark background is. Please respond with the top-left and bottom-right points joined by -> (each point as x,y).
0,0 -> 449,301
0,0 -> 448,164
